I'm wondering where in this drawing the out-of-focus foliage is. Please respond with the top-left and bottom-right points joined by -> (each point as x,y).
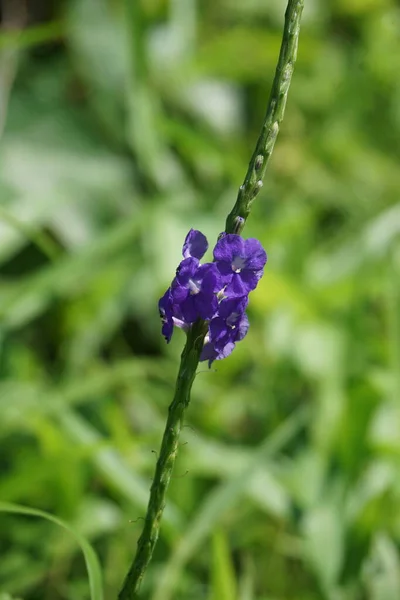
0,0 -> 399,598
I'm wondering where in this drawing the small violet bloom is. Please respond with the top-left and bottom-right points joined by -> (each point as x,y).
182,229 -> 208,260
200,296 -> 249,366
158,228 -> 266,364
200,339 -> 236,367
171,258 -> 221,322
213,234 -> 267,297
158,288 -> 187,343
158,289 -> 174,342
209,296 -> 249,351
158,229 -> 219,341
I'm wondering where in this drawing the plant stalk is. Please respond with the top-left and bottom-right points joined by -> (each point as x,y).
225,0 -> 304,235
118,321 -> 207,599
118,1 -> 304,596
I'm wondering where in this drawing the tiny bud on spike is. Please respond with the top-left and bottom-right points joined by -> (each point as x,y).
233,216 -> 245,234
255,155 -> 263,170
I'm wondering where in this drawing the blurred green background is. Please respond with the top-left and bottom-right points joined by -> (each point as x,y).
1,0 -> 400,599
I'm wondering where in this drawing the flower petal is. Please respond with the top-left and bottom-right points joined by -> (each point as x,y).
198,263 -> 221,293
196,295 -> 217,320
235,312 -> 249,341
182,229 -> 208,260
200,340 -> 235,367
175,257 -> 199,285
200,342 -> 218,366
244,238 -> 267,271
180,296 -> 198,323
209,316 -> 227,344
158,289 -> 174,342
224,273 -> 249,297
213,234 -> 244,263
217,341 -> 236,360
158,289 -> 171,314
172,316 -> 188,331
171,280 -> 188,304
240,269 -> 261,292
216,261 -> 233,278
218,296 -> 248,320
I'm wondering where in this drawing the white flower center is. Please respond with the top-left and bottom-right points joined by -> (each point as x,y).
227,312 -> 239,327
188,278 -> 201,295
231,256 -> 246,273
217,287 -> 227,301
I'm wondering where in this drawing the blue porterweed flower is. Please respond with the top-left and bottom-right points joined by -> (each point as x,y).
158,229 -> 220,341
209,296 -> 249,351
158,289 -> 174,342
158,229 -> 266,364
158,288 -> 188,343
200,296 -> 249,366
213,234 -> 267,297
182,228 -> 208,260
171,258 -> 221,322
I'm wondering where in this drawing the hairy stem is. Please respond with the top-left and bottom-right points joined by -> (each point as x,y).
225,0 -> 304,235
118,321 -> 207,599
118,1 -> 304,597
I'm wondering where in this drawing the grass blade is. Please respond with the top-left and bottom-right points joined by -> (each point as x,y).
0,502 -> 103,600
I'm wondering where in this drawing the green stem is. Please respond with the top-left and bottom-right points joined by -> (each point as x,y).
118,1 -> 304,597
118,321 -> 207,599
225,0 -> 304,235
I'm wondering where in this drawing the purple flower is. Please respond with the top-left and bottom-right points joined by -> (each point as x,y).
200,339 -> 236,367
158,288 -> 188,343
158,229 -> 214,341
200,296 -> 249,366
213,234 -> 267,297
209,296 -> 249,350
182,229 -> 208,260
159,228 -> 266,363
158,289 -> 174,342
171,258 -> 221,322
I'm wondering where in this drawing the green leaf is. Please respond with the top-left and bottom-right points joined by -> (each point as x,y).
210,530 -> 237,600
303,502 -> 344,593
152,407 -> 308,600
365,535 -> 400,600
0,502 -> 103,600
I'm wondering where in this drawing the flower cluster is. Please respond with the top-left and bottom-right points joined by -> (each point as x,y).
158,229 -> 267,365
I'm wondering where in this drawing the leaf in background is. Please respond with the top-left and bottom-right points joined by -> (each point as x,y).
66,0 -> 127,142
365,535 -> 400,600
302,502 -> 344,594
210,530 -> 237,600
152,408 -> 307,600
0,502 -> 103,600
